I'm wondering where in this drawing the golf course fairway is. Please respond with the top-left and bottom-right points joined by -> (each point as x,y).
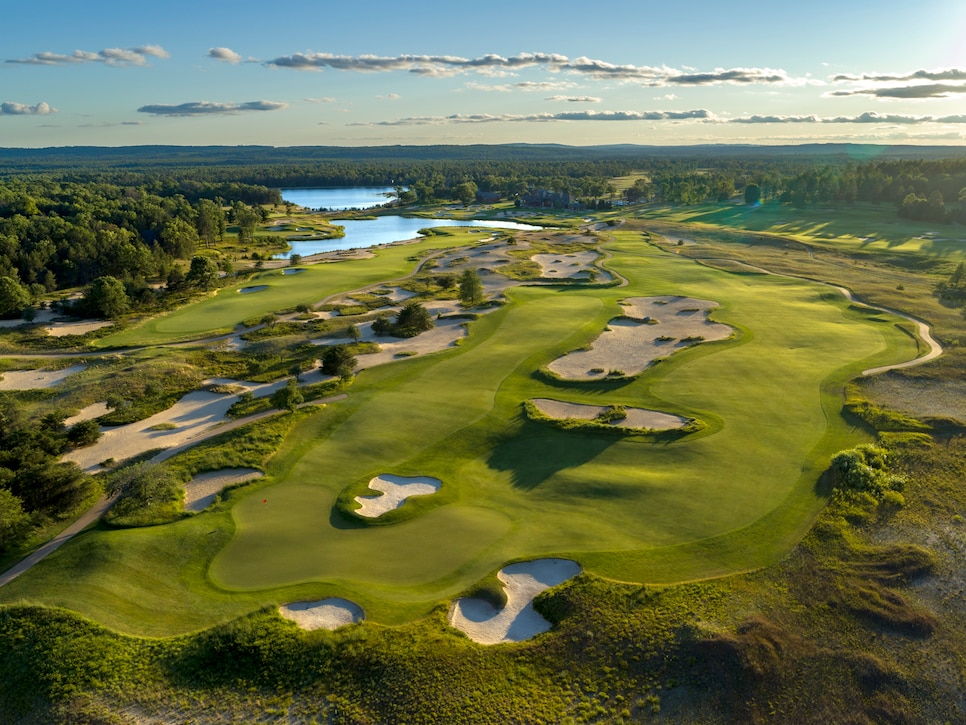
0,233 -> 922,634
210,235 -> 916,618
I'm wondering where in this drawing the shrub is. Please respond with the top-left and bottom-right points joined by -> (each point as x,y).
66,420 -> 102,448
829,444 -> 906,499
105,462 -> 184,527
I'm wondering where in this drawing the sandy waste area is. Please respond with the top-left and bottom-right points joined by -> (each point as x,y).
280,598 -> 364,630
354,474 -> 441,517
64,402 -> 111,426
548,296 -> 732,380
449,559 -> 582,645
530,398 -> 687,430
315,300 -> 477,370
63,377 -> 286,472
0,364 -> 87,391
184,468 -> 264,512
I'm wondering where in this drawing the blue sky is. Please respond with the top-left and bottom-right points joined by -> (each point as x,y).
2,0 -> 964,147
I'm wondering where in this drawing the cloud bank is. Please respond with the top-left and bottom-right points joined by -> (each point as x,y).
352,109 -> 712,126
137,100 -> 287,116
6,46 -> 168,67
265,51 -> 801,86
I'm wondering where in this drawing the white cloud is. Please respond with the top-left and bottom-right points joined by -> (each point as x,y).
0,101 -> 56,115
828,83 -> 966,99
545,95 -> 601,103
137,100 -> 287,116
351,109 -> 712,126
6,46 -> 169,67
264,50 -> 806,87
208,47 -> 242,64
832,68 -> 966,83
726,112 -> 966,125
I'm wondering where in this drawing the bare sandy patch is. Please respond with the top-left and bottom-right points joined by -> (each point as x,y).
0,364 -> 86,391
64,402 -> 110,427
185,468 -> 264,512
449,559 -> 581,644
63,377 -> 283,472
280,598 -> 364,630
548,296 -> 732,380
0,309 -> 57,328
354,474 -> 441,517
44,320 -> 114,337
530,398 -> 687,430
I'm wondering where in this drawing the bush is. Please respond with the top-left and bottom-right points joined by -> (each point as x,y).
829,444 -> 906,499
104,462 -> 184,527
269,378 -> 303,412
66,420 -> 102,448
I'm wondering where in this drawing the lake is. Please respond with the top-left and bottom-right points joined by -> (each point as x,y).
273,216 -> 542,259
281,186 -> 399,211
276,187 -> 541,259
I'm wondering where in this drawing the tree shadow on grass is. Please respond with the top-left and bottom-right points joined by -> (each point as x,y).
487,419 -> 617,490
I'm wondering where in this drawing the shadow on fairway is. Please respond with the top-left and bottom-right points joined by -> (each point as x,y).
487,419 -> 617,491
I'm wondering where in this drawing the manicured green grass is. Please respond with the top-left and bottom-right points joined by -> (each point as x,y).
0,229 -> 919,635
97,231 -> 488,347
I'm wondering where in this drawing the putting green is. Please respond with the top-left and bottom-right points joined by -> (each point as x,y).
212,235 -> 915,604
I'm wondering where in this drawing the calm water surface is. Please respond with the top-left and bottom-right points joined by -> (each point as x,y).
276,187 -> 541,259
281,186 -> 398,210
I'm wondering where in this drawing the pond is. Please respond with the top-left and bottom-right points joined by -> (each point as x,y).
281,186 -> 398,211
273,217 -> 542,259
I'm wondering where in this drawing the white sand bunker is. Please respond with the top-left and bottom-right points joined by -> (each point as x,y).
0,364 -> 86,391
354,474 -> 441,517
548,296 -> 732,380
531,251 -> 600,279
239,285 -> 268,294
184,468 -> 264,512
280,598 -> 364,631
64,402 -> 110,426
449,559 -> 581,645
531,398 -> 687,431
45,320 -> 114,337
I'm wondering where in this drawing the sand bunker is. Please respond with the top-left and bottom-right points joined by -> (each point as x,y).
531,251 -> 600,279
239,285 -> 268,294
449,559 -> 581,644
63,377 -> 285,472
548,296 -> 732,380
184,468 -> 264,512
354,474 -> 441,517
0,364 -> 86,391
64,402 -> 111,427
44,320 -> 114,337
531,398 -> 687,431
280,598 -> 364,630
315,301 -> 476,370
